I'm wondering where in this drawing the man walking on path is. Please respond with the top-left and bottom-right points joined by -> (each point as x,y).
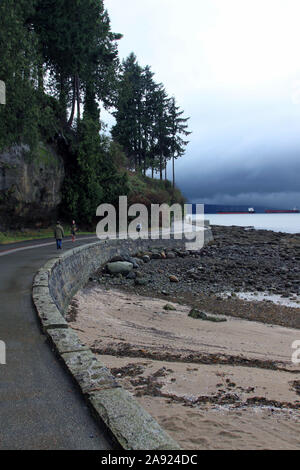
54,221 -> 64,250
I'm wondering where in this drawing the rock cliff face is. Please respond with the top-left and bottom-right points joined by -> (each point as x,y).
0,142 -> 64,229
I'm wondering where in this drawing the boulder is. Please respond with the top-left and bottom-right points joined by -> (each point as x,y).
178,251 -> 189,258
135,278 -> 148,286
188,308 -> 227,322
163,304 -> 176,311
107,262 -> 133,275
123,256 -> 141,269
109,255 -> 125,263
126,271 -> 137,280
188,309 -> 207,320
161,290 -> 170,296
169,275 -> 179,283
132,257 -> 144,267
135,271 -> 144,278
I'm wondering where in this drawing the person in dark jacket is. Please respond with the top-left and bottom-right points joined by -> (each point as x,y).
54,221 -> 64,250
71,220 -> 78,242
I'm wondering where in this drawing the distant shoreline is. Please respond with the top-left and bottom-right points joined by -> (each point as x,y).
199,213 -> 300,234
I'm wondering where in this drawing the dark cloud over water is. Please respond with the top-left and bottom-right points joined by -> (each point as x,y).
175,93 -> 300,208
106,1 -> 300,209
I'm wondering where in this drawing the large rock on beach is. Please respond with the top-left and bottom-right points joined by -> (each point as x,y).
126,271 -> 137,280
123,255 -> 144,269
163,304 -> 177,311
135,278 -> 148,286
151,252 -> 162,259
109,255 -> 125,263
107,261 -> 133,275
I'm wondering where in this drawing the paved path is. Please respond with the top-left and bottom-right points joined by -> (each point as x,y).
0,236 -> 113,450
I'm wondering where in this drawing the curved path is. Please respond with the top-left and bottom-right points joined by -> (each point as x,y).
0,236 -> 113,450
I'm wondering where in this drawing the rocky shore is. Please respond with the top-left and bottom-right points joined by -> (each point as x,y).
67,225 -> 300,449
92,225 -> 300,329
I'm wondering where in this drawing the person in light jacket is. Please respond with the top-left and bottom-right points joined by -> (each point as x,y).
54,221 -> 64,250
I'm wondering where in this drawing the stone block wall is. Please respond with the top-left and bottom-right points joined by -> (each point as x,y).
33,229 -> 213,450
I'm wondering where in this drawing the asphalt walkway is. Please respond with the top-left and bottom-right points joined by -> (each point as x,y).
0,236 -> 113,450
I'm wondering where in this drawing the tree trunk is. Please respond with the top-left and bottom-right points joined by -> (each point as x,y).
38,63 -> 44,92
59,74 -> 68,123
67,75 -> 76,127
172,155 -> 175,189
160,153 -> 163,180
76,74 -> 80,124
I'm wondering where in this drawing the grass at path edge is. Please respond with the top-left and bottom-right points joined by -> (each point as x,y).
0,228 -> 94,245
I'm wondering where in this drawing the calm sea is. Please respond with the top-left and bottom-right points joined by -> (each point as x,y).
201,213 -> 300,234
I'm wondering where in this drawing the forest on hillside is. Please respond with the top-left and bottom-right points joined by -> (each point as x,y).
0,0 -> 190,225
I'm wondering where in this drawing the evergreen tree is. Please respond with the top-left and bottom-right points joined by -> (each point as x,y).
112,53 -> 144,169
0,1 -> 189,227
140,66 -> 160,176
0,0 -> 41,149
168,97 -> 191,191
62,106 -> 128,224
112,54 -> 190,183
152,86 -> 172,180
33,0 -> 121,128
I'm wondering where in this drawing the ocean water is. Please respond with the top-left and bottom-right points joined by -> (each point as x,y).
201,213 -> 300,234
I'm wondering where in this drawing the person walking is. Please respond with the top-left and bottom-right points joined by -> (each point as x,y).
54,221 -> 64,250
71,220 -> 78,242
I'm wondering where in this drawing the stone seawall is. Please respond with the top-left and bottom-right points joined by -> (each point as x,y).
50,236 -> 215,315
32,230 -> 213,450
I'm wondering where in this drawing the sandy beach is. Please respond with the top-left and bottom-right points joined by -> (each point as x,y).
68,285 -> 300,450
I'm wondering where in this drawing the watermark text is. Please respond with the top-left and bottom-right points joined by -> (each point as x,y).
0,340 -> 6,365
292,340 -> 300,365
0,80 -> 6,105
96,197 -> 205,251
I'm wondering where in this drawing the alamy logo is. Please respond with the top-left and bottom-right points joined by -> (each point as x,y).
291,340 -> 300,365
96,197 -> 205,251
0,80 -> 6,105
0,340 -> 6,365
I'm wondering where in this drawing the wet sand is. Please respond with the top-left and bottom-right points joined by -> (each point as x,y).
68,286 -> 300,450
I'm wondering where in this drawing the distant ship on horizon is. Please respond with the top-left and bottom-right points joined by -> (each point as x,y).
191,204 -> 300,215
217,207 -> 255,214
265,208 -> 299,213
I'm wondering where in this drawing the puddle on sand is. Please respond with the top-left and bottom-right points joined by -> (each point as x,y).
220,291 -> 300,309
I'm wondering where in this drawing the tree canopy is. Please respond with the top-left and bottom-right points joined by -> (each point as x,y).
112,54 -> 190,186
0,1 -> 190,224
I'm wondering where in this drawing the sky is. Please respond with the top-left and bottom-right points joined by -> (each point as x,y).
104,0 -> 300,207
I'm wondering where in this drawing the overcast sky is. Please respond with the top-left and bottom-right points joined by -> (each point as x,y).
104,0 -> 300,207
